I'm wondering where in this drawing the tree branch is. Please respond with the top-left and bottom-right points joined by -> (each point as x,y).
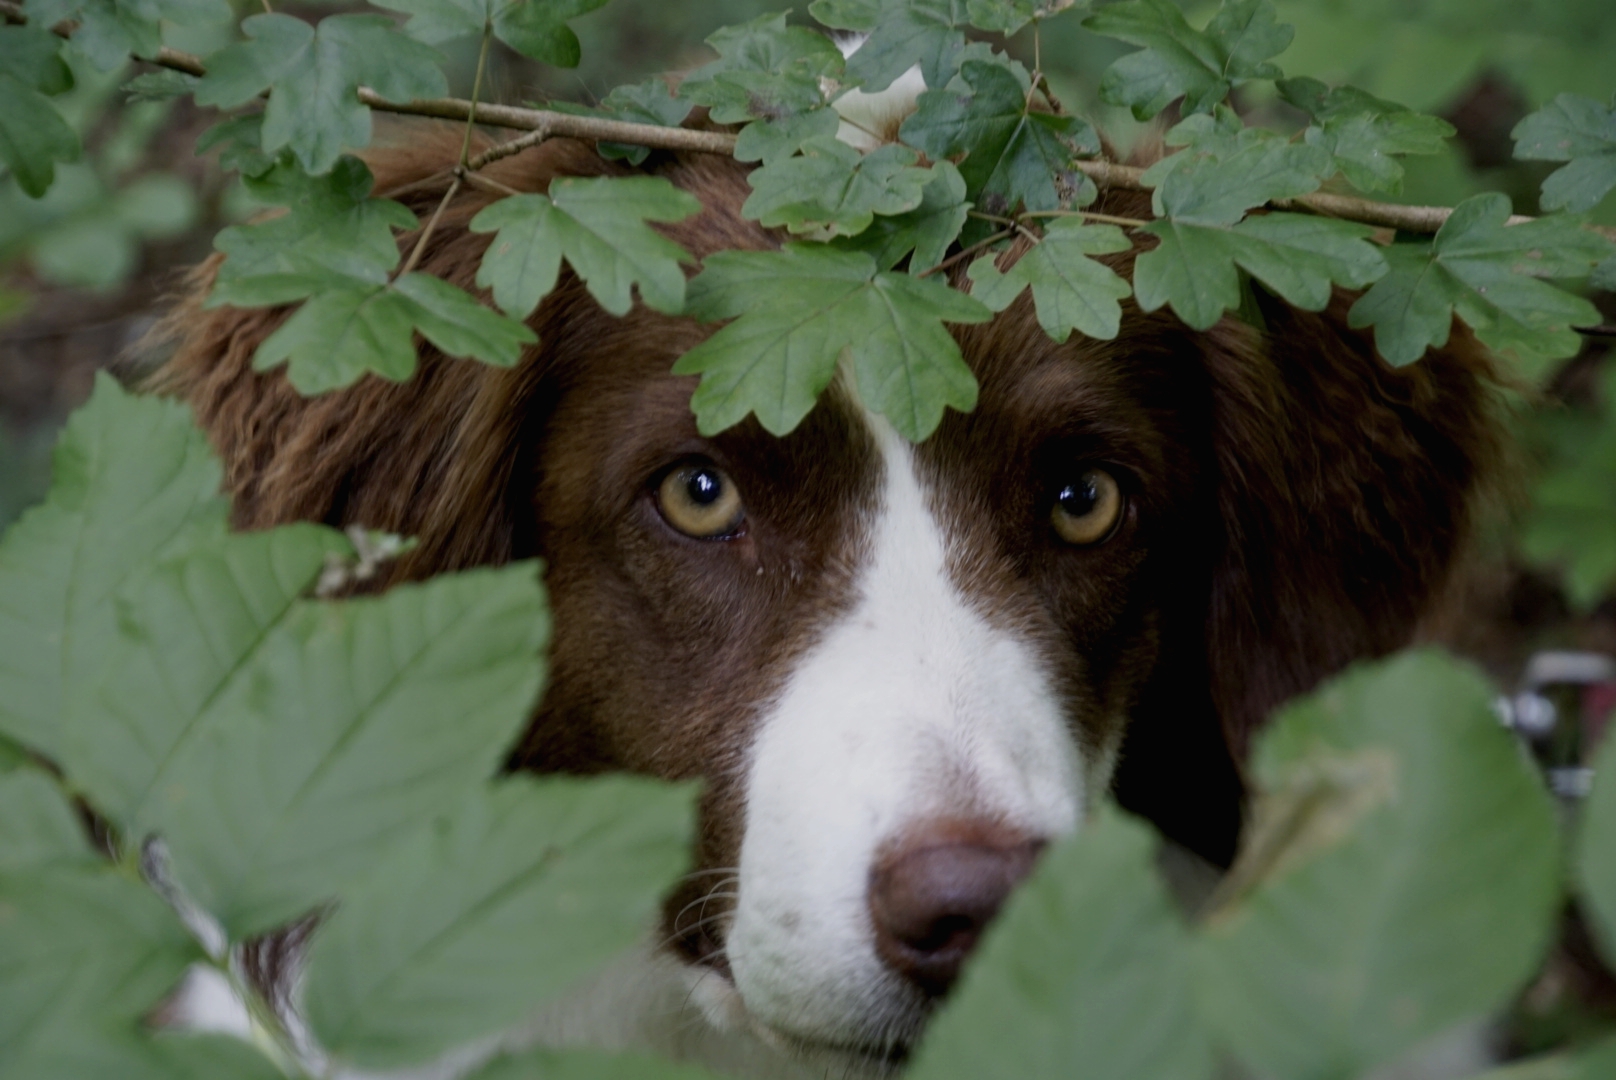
5,0 -> 1614,243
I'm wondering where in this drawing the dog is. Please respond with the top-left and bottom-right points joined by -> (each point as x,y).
150,90 -> 1505,1077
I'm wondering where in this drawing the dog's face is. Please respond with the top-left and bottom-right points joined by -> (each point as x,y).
161,137 -> 1501,1070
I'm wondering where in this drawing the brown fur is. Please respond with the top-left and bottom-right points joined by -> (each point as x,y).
147,120 -> 1505,914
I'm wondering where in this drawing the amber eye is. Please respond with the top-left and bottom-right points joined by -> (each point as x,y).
1051,468 -> 1123,545
657,463 -> 745,538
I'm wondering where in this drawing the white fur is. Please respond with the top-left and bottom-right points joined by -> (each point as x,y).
720,417 -> 1083,1054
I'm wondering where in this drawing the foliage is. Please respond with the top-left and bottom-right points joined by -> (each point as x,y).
2,0 -> 1616,1077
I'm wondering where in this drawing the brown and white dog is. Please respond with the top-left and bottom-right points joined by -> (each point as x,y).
152,87 -> 1505,1077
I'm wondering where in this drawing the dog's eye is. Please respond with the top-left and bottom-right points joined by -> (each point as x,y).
1051,468 -> 1123,545
658,464 -> 745,538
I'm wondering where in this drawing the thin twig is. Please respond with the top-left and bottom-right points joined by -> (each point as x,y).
466,127 -> 553,171
393,177 -> 460,281
919,228 -> 1016,278
459,169 -> 523,199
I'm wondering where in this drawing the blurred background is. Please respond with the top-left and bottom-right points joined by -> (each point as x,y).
2,0 -> 1615,1052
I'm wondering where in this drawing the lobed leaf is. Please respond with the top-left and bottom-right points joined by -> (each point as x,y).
1579,707 -> 1616,968
0,866 -> 200,1078
1278,77 -> 1454,195
965,0 -> 1074,36
1512,93 -> 1616,214
195,13 -> 447,175
1518,377 -> 1616,609
209,156 -> 417,308
832,158 -> 970,271
1134,213 -> 1384,331
732,107 -> 842,166
0,376 -> 226,759
1085,0 -> 1292,120
24,0 -> 231,71
1144,110 -> 1332,226
371,0 -> 608,66
305,776 -> 695,1067
593,78 -> 694,166
907,807 -> 1213,1080
743,138 -> 932,237
967,218 -> 1133,341
676,12 -> 842,126
811,0 -> 968,93
470,176 -> 700,319
147,563 -> 549,938
1197,650 -> 1562,1080
676,244 -> 990,441
253,275 -> 535,394
63,524 -> 348,834
900,57 -> 1099,217
0,770 -> 94,872
0,74 -> 81,199
1347,193 -> 1613,370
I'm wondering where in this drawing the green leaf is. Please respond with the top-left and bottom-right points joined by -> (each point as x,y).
63,525 -> 348,834
0,74 -> 81,199
0,376 -> 225,759
676,244 -> 990,440
25,0 -> 231,70
1347,193 -> 1613,370
1519,382 -> 1616,609
469,176 -> 700,319
1085,0 -> 1292,120
468,1047 -> 727,1080
732,107 -> 841,166
743,138 -> 932,237
0,771 -> 93,871
0,867 -> 200,1077
966,218 -> 1132,341
254,284 -> 418,392
1143,110 -> 1332,226
391,272 -> 538,364
197,114 -> 278,179
150,564 -> 549,938
594,78 -> 694,165
833,158 -> 970,271
908,807 -> 1213,1080
195,13 -> 447,174
0,25 -> 73,94
811,0 -> 968,93
965,0 -> 1072,36
900,58 -> 1099,217
122,69 -> 200,102
676,12 -> 842,125
1197,650 -> 1561,1080
1512,93 -> 1616,214
1278,77 -> 1454,195
1134,213 -> 1384,330
305,776 -> 694,1067
253,275 -> 535,394
370,0 -> 607,66
1578,703 -> 1616,967
210,156 -> 417,308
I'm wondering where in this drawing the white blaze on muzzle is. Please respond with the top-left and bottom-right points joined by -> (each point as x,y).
722,418 -> 1083,1050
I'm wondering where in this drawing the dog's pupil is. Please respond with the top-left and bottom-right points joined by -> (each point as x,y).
1059,478 -> 1098,517
687,469 -> 722,505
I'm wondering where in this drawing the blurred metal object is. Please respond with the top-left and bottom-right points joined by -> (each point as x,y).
1498,650 -> 1616,801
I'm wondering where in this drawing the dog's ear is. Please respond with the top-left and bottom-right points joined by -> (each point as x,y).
145,129 -> 761,584
1200,292 -> 1506,752
1109,282 -> 1507,867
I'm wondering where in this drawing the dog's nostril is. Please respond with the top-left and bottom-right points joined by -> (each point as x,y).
869,828 -> 1044,997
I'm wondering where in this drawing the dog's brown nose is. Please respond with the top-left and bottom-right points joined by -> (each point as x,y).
868,825 -> 1045,997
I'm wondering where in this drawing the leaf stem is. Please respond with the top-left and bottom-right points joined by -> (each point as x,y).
919,228 -> 1016,278
460,169 -> 523,199
393,177 -> 462,282
459,27 -> 493,169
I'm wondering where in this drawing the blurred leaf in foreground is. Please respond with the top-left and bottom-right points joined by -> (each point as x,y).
1577,711 -> 1616,970
908,807 -> 1213,1080
305,776 -> 695,1069
1197,650 -> 1561,1080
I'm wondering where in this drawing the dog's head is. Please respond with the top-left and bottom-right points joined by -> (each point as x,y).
154,128 -> 1503,1067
